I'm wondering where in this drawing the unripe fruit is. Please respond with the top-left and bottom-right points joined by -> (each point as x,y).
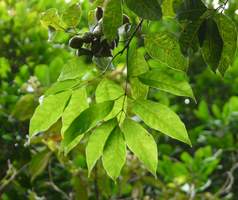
69,36 -> 84,49
96,7 -> 103,21
91,38 -> 101,54
123,14 -> 130,24
91,39 -> 113,57
115,35 -> 119,47
109,40 -> 116,49
77,48 -> 93,57
92,25 -> 103,38
82,32 -> 95,43
124,23 -> 131,32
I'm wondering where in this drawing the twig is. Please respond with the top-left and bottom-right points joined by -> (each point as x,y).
216,162 -> 238,196
47,159 -> 71,200
215,0 -> 229,12
118,46 -> 130,124
0,161 -> 28,192
94,164 -> 99,200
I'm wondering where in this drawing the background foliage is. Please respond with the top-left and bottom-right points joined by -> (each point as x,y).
1,0 -> 238,199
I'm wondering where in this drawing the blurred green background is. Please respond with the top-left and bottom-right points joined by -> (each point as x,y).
0,0 -> 238,199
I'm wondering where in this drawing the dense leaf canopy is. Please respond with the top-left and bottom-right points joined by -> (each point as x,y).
1,0 -> 238,199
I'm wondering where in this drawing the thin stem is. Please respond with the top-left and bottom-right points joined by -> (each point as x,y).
94,164 -> 99,200
0,162 -> 28,192
47,159 -> 70,200
215,0 -> 229,12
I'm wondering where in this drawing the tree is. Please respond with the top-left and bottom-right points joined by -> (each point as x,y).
30,0 -> 237,180
1,0 -> 238,199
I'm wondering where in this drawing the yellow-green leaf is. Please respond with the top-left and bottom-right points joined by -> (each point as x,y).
102,126 -> 126,180
103,0 -> 122,41
29,91 -> 71,138
132,99 -> 191,146
86,119 -> 117,175
121,118 -> 158,175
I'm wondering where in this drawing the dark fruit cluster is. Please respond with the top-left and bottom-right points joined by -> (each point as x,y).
68,7 -> 130,58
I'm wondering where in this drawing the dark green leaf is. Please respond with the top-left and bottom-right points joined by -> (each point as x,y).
145,32 -> 188,71
125,0 -> 162,21
29,149 -> 52,182
213,14 -> 238,75
176,0 -> 207,21
179,20 -> 201,56
200,18 -> 223,72
12,94 -> 36,121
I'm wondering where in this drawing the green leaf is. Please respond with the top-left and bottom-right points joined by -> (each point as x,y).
96,79 -> 125,121
125,0 -> 162,21
44,79 -> 81,96
34,64 -> 50,86
62,4 -> 81,28
213,14 -> 238,75
162,0 -> 175,18
29,149 -> 52,182
103,0 -> 122,41
62,101 -> 114,154
61,88 -> 89,135
29,91 -> 71,138
130,78 -> 148,99
177,0 -> 207,21
86,119 -> 117,175
40,8 -> 65,30
49,57 -> 64,83
200,18 -> 223,72
179,20 -> 201,56
121,118 -> 158,175
12,94 -> 36,121
0,57 -> 10,78
102,126 -> 126,180
96,78 -> 124,102
128,45 -> 149,77
179,10 -> 212,56
145,32 -> 188,71
105,96 -> 127,122
132,99 -> 191,146
58,57 -> 90,81
63,134 -> 85,156
138,67 -> 195,100
92,0 -> 105,9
